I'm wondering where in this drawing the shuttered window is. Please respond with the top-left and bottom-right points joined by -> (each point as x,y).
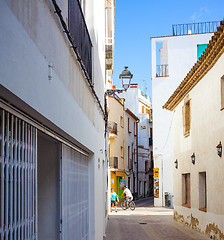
182,99 -> 191,137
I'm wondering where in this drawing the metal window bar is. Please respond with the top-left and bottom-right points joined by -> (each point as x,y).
172,21 -> 220,36
68,0 -> 92,82
156,64 -> 168,77
0,109 -> 37,240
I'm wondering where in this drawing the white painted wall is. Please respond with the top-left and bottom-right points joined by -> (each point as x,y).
172,52 -> 224,238
0,0 -> 107,239
151,32 -> 213,207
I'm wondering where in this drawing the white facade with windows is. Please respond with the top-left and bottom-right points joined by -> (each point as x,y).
0,0 -> 108,239
151,29 -> 213,207
118,86 -> 153,197
163,21 -> 224,239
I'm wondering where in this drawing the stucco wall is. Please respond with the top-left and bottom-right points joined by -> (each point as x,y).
172,52 -> 224,239
151,32 -> 213,207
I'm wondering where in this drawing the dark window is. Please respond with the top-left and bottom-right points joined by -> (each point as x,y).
68,0 -> 92,82
182,173 -> 191,207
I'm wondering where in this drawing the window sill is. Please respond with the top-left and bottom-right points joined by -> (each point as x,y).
182,204 -> 191,208
199,207 -> 207,212
156,75 -> 169,78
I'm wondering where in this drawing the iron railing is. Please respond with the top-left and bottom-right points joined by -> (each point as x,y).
108,121 -> 117,135
156,64 -> 168,77
172,21 -> 220,36
68,0 -> 92,82
110,157 -> 118,168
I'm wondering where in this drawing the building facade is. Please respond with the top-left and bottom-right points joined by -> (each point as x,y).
108,96 -> 126,200
0,0 -> 108,239
163,21 -> 224,239
118,85 -> 153,197
151,22 -> 219,207
124,108 -> 139,197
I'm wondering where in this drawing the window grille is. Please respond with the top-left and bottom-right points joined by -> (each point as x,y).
62,144 -> 89,240
0,109 -> 37,240
68,0 -> 92,83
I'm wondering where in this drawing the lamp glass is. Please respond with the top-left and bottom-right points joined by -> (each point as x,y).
119,66 -> 133,90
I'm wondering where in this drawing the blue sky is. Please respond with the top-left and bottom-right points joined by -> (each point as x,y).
112,0 -> 224,99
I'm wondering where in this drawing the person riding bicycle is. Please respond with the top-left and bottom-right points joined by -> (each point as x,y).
121,186 -> 133,208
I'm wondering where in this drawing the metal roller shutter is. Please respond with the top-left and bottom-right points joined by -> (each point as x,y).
62,144 -> 89,240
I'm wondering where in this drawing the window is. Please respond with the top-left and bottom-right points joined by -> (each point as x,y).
221,75 -> 224,110
128,146 -> 130,169
197,44 -> 208,60
134,122 -> 137,136
182,173 -> 191,207
199,172 -> 207,211
128,118 -> 131,133
121,146 -> 124,158
182,98 -> 191,137
142,106 -> 145,113
120,116 -> 124,127
145,160 -> 149,172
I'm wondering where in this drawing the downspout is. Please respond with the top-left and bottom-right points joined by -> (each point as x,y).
136,119 -> 139,198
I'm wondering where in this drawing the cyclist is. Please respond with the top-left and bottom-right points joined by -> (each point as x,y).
121,186 -> 133,209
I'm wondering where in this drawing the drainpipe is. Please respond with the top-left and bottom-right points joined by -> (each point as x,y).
136,119 -> 139,198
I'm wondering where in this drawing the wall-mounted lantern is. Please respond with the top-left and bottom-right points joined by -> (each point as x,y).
174,159 -> 178,169
119,66 -> 133,90
191,153 -> 195,165
216,141 -> 222,157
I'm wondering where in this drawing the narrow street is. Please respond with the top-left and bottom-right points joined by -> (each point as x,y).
106,197 -> 209,240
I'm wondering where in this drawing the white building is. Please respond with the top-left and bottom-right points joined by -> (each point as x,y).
0,0 -> 108,239
119,85 -> 153,197
163,20 -> 224,239
151,21 -> 219,207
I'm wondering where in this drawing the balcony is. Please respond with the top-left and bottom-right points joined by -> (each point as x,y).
172,21 -> 220,36
68,0 -> 92,82
156,64 -> 168,77
108,121 -> 117,136
110,157 -> 118,168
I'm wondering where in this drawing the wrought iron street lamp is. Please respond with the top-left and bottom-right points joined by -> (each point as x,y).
216,141 -> 222,157
106,66 -> 133,95
119,66 -> 133,90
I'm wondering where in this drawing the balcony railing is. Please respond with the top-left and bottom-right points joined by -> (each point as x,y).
172,21 -> 220,36
156,65 -> 168,77
68,0 -> 92,82
108,121 -> 117,135
110,157 -> 118,168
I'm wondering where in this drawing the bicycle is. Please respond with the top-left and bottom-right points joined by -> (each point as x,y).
121,198 -> 135,211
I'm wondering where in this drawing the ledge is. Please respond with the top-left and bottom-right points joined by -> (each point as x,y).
182,204 -> 191,208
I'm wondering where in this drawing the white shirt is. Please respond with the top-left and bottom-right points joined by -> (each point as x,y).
124,188 -> 132,198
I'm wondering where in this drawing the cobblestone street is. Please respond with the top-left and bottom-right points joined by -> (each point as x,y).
106,198 -> 209,240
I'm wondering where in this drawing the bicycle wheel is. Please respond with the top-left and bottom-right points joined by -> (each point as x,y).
121,201 -> 127,210
129,201 -> 135,211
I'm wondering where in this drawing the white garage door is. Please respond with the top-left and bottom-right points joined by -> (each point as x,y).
62,144 -> 89,240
